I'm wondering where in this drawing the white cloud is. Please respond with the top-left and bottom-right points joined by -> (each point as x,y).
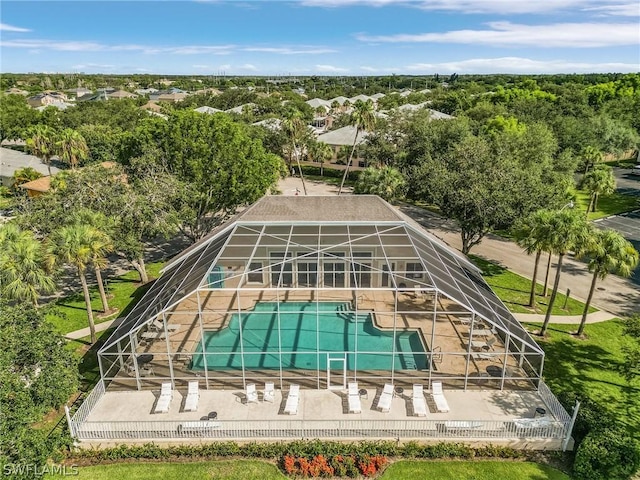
360,66 -> 378,71
0,23 -> 31,32
239,63 -> 258,71
315,64 -> 349,72
218,64 -> 231,71
404,56 -> 640,73
301,0 -> 638,15
72,63 -> 116,70
0,38 -> 334,56
583,3 -> 640,16
243,46 -> 336,54
356,21 -> 640,47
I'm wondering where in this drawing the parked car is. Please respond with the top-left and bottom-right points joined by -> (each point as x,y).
632,165 -> 640,176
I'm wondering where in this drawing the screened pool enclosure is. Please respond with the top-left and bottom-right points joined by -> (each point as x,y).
97,196 -> 545,393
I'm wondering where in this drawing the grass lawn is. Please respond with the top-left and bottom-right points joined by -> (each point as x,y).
381,460 -> 570,479
47,262 -> 164,335
526,320 -> 639,437
471,256 -> 596,316
575,190 -> 639,221
50,460 -> 569,479
46,461 -> 286,480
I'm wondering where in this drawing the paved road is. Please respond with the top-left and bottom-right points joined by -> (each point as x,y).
613,165 -> 640,197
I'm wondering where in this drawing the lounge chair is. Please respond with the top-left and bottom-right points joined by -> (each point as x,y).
245,383 -> 259,404
284,384 -> 300,415
184,380 -> 199,412
154,382 -> 173,414
348,382 -> 362,414
431,381 -> 450,413
263,382 -> 275,403
376,383 -> 393,413
412,384 -> 427,417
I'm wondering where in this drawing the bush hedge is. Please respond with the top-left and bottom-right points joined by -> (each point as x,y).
298,165 -> 360,181
573,428 -> 640,480
69,441 -> 528,464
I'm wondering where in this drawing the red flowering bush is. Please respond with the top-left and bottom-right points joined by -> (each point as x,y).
281,453 -> 387,477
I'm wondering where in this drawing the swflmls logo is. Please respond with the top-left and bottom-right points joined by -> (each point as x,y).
2,464 -> 79,477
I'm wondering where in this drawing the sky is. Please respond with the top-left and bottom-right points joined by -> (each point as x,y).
1,0 -> 639,75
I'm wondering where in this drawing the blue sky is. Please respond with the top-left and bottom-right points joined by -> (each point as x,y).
1,0 -> 639,75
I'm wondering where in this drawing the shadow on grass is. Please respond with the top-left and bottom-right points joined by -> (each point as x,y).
469,255 -> 508,277
538,336 -> 640,434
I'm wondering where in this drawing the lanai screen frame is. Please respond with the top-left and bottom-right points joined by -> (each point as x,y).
97,220 -> 545,392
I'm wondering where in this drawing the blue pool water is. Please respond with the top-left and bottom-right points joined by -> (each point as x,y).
191,302 -> 427,371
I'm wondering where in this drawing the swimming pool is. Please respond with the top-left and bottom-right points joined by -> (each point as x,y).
191,302 -> 427,371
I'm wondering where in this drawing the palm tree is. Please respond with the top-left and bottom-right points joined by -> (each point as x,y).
282,111 -> 309,195
540,210 -> 590,336
338,99 -> 376,195
513,209 -> 553,308
0,224 -> 55,307
330,100 -> 341,118
25,124 -> 58,176
580,145 -> 603,176
582,165 -> 616,215
309,140 -> 333,177
56,128 -> 88,170
70,210 -> 115,314
49,224 -> 112,344
576,229 -> 638,336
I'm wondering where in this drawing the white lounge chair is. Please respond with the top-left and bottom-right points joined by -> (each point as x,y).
376,383 -> 393,413
184,380 -> 199,412
154,382 -> 173,414
245,383 -> 259,404
263,382 -> 275,403
348,382 -> 361,414
412,384 -> 427,417
284,384 -> 300,415
431,381 -> 450,413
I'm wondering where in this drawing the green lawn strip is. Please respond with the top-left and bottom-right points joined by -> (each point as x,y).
47,262 -> 164,334
57,460 -> 569,480
575,190 -> 639,221
470,256 -> 596,316
380,460 -> 570,479
46,460 -> 286,480
525,320 -> 639,436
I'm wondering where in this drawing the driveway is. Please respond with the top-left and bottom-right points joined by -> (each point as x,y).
613,165 -> 640,197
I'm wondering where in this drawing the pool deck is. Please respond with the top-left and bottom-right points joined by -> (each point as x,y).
86,386 -> 548,424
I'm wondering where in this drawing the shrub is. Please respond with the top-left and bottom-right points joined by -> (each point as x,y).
573,428 -> 640,480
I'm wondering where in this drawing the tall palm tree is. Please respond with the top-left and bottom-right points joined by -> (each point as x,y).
576,229 -> 638,336
582,165 -> 616,215
580,145 -> 603,176
513,209 -> 553,308
338,99 -> 376,196
0,224 -> 55,307
49,224 -> 112,344
25,125 -> 58,176
70,210 -> 115,314
309,140 -> 333,177
56,128 -> 88,170
282,111 -> 309,195
540,210 -> 590,336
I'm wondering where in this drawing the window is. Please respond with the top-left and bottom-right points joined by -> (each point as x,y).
406,262 -> 424,279
297,261 -> 318,287
381,263 -> 394,287
247,262 -> 263,284
270,252 -> 293,287
351,252 -> 372,288
323,252 -> 345,287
